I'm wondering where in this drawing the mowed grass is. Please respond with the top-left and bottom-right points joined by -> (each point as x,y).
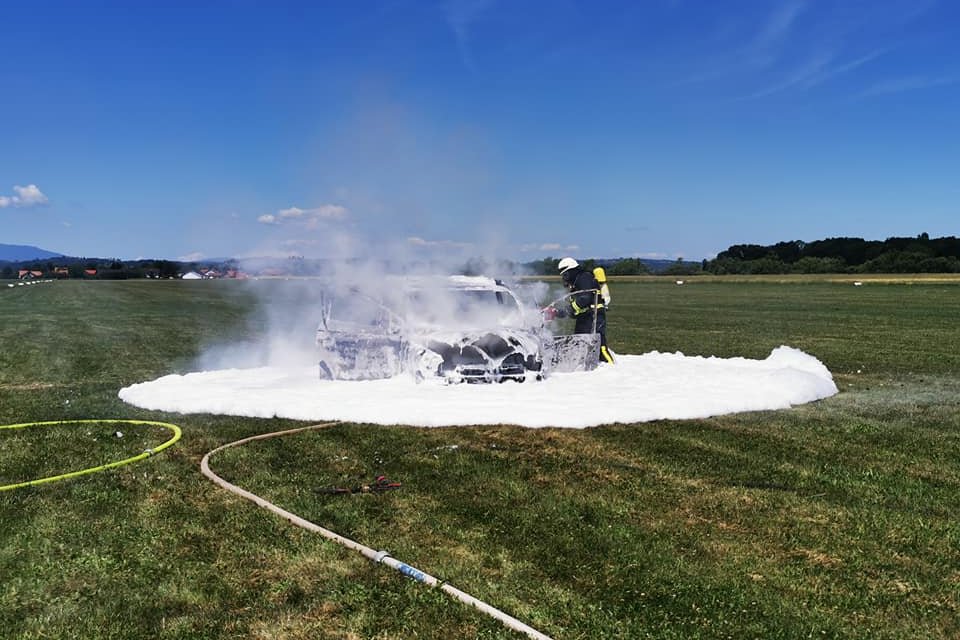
1,278 -> 959,639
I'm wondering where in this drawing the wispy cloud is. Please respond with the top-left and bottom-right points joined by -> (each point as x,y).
679,1 -> 809,86
753,0 -> 806,51
0,184 -> 48,208
860,75 -> 959,97
444,0 -> 497,71
741,48 -> 884,100
683,2 -> 909,101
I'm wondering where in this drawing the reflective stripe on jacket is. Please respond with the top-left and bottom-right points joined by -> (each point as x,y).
568,268 -> 602,316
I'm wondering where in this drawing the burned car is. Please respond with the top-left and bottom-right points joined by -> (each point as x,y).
316,276 -> 600,383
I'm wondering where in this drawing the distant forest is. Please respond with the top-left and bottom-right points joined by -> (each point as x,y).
704,233 -> 960,274
5,234 -> 960,279
527,234 -> 960,276
1,257 -> 223,280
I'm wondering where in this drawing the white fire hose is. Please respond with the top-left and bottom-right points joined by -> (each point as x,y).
200,422 -> 553,640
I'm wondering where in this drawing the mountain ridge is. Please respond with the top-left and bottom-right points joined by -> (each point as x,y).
0,243 -> 64,262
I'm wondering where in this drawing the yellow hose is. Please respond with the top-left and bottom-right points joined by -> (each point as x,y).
0,419 -> 182,491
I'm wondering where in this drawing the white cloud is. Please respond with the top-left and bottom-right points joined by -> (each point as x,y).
178,252 -> 205,262
277,207 -> 305,219
0,184 -> 48,208
258,204 -> 348,226
519,242 -> 580,253
407,236 -> 471,249
279,205 -> 347,220
14,184 -> 47,206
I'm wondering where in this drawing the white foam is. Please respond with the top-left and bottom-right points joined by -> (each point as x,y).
118,345 -> 837,429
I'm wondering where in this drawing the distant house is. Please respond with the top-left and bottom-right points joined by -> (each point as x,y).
84,269 -> 98,277
54,267 -> 69,278
18,269 -> 43,279
181,271 -> 203,280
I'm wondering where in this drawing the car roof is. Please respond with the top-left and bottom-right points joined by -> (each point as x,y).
402,275 -> 511,292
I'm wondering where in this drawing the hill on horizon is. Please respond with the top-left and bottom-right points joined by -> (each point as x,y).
0,243 -> 64,262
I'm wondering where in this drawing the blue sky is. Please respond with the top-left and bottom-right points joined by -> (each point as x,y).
2,0 -> 958,262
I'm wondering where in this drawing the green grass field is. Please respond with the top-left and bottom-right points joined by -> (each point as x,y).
2,278 -> 959,639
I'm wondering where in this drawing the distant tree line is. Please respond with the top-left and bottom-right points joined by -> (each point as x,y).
522,256 -> 707,276
0,257 -> 215,280
15,235 -> 951,280
524,257 -> 659,276
704,234 -> 960,274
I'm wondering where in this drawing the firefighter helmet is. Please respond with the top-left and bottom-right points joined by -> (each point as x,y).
557,257 -> 578,274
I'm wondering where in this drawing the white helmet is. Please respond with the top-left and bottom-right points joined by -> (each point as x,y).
557,257 -> 579,274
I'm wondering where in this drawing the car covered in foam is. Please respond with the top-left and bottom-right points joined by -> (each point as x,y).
316,276 -> 550,383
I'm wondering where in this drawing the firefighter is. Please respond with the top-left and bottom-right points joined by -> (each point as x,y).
549,257 -> 614,364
